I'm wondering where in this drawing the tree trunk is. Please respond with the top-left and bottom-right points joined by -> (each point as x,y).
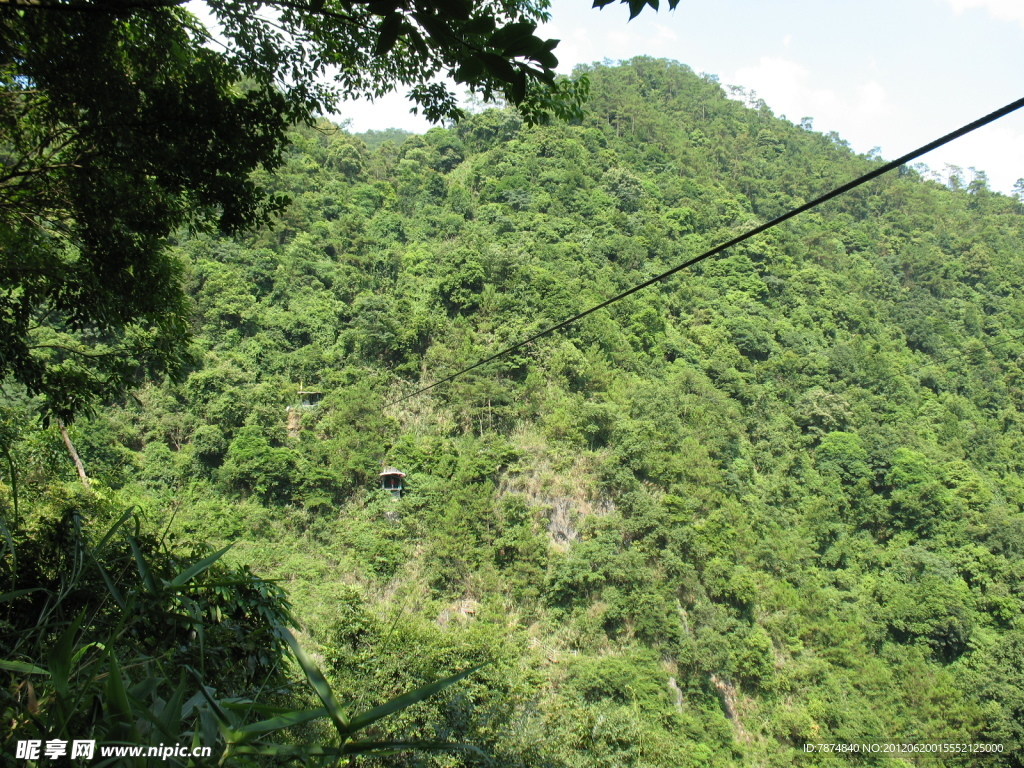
57,419 -> 89,488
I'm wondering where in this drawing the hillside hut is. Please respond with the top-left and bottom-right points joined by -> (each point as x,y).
379,467 -> 406,499
298,389 -> 323,408
287,387 -> 324,436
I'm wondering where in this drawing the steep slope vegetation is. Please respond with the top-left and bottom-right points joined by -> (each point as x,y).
8,58 -> 1024,766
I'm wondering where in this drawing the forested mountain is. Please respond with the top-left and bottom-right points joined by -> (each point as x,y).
5,58 -> 1024,765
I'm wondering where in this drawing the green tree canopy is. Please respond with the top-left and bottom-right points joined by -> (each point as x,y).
1,5 -> 294,421
2,0 -> 668,420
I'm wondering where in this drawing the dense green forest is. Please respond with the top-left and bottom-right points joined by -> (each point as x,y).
4,58 -> 1024,765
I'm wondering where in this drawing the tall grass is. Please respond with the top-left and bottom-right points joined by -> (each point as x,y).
1,505 -> 481,766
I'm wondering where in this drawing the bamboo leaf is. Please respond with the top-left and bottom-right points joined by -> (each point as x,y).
194,683 -> 232,725
0,512 -> 16,572
69,641 -> 104,669
85,510 -> 135,608
169,544 -> 232,589
220,701 -> 299,715
280,629 -> 349,735
47,611 -> 84,699
0,659 -> 48,675
186,667 -> 242,740
94,509 -> 134,553
128,677 -> 160,702
127,535 -> 157,594
90,558 -> 125,609
234,706 -> 329,739
187,670 -> 231,722
346,663 -> 486,733
156,674 -> 189,741
105,653 -> 134,723
182,689 -> 206,717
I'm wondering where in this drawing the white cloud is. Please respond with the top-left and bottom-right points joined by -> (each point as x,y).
536,20 -> 597,73
727,57 -> 894,129
607,28 -> 644,49
334,91 -> 434,134
947,0 -> 1024,29
654,23 -> 679,43
856,81 -> 887,115
724,55 -> 1022,194
921,123 -> 1024,193
728,57 -> 842,122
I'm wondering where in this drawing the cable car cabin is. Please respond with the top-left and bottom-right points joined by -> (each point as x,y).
379,467 -> 405,499
298,389 -> 323,408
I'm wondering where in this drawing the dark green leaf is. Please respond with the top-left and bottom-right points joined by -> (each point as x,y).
460,15 -> 496,35
510,69 -> 527,104
374,13 -> 403,57
454,57 -> 485,84
480,52 -> 517,84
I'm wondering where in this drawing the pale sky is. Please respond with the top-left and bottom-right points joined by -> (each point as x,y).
337,0 -> 1024,195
